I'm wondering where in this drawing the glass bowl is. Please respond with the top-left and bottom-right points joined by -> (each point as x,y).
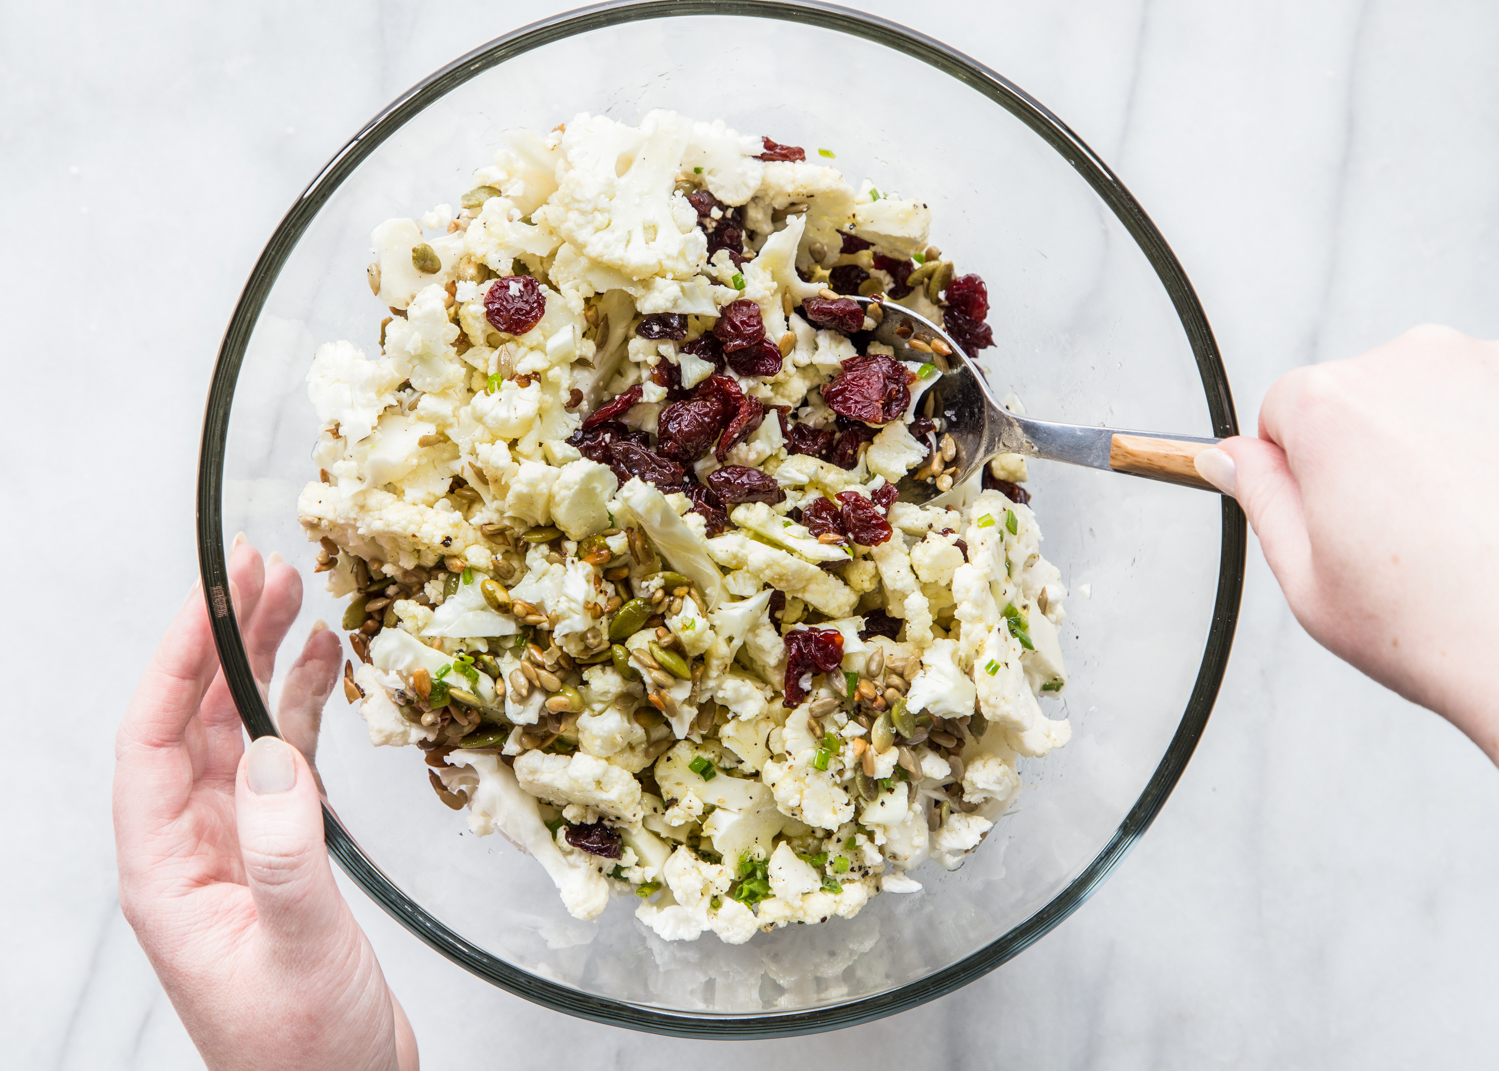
197,0 -> 1244,1038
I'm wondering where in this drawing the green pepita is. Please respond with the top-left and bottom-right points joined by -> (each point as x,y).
870,710 -> 896,753
611,643 -> 640,681
411,243 -> 441,274
889,696 -> 915,738
460,185 -> 503,210
480,578 -> 509,611
521,526 -> 563,543
555,684 -> 585,714
458,726 -> 509,749
447,687 -> 483,708
577,534 -> 611,564
383,606 -> 398,629
647,571 -> 691,590
455,256 -> 491,283
969,710 -> 987,739
443,572 -> 460,599
342,596 -> 367,631
926,260 -> 955,304
608,598 -> 651,642
649,642 -> 691,680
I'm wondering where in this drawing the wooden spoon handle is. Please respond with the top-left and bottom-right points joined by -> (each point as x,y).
1108,433 -> 1220,490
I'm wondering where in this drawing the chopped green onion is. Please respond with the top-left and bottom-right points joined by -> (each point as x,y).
798,851 -> 829,867
912,252 -> 927,264
434,663 -> 452,680
818,148 -> 835,158
688,755 -> 717,781
427,679 -> 450,707
544,815 -> 567,834
985,659 -> 1000,676
844,836 -> 857,850
812,747 -> 832,771
1011,625 -> 1034,651
844,670 -> 859,701
610,864 -> 626,880
976,514 -> 995,528
455,661 -> 479,688
487,372 -> 503,393
831,855 -> 851,874
1041,681 -> 1063,692
682,619 -> 696,632
868,187 -> 881,201
731,272 -> 746,290
822,876 -> 843,894
1005,509 -> 1018,535
460,567 -> 473,585
822,732 -> 841,754
693,166 -> 703,174
710,894 -> 723,909
635,881 -> 662,897
915,362 -> 936,378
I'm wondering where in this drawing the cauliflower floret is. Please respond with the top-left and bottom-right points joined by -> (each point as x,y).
351,664 -> 434,746
666,598 -> 713,658
298,484 -> 484,572
768,841 -> 820,899
974,627 -> 1071,758
306,340 -> 402,444
513,751 -> 644,823
866,421 -> 929,483
371,218 -> 463,309
989,453 -> 1029,484
850,182 -> 932,258
910,533 -> 965,586
504,460 -> 559,526
549,458 -> 617,539
931,812 -> 995,871
707,532 -> 857,618
904,638 -> 976,719
463,195 -> 561,273
962,751 -> 1021,807
761,751 -> 854,830
727,502 -> 847,563
577,702 -> 647,760
869,537 -> 933,647
471,379 -> 543,439
635,847 -> 760,944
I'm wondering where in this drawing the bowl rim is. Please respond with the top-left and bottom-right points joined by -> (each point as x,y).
196,0 -> 1246,1038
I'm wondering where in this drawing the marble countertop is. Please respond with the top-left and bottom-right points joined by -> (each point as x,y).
5,1 -> 1497,1067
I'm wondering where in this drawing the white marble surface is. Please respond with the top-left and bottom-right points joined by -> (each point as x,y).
5,1 -> 1498,1066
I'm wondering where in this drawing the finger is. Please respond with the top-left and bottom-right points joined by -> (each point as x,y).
1213,434 -> 1316,612
114,582 -> 226,861
277,622 -> 343,783
235,736 -> 350,951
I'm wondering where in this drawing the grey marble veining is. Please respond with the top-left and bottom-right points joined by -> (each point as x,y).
4,1 -> 1498,1067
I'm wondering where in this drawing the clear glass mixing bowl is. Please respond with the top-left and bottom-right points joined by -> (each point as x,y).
197,0 -> 1244,1037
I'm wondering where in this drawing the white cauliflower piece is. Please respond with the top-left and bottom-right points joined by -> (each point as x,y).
549,458 -> 617,540
768,841 -> 820,899
932,812 -> 995,871
505,460 -> 559,526
727,502 -> 848,563
866,421 -> 928,483
298,484 -> 484,572
869,537 -> 933,647
635,847 -> 759,945
850,183 -> 932,258
706,532 -> 857,618
577,703 -> 647,760
910,533 -> 965,587
974,627 -> 1071,758
666,598 -> 713,658
351,664 -> 434,746
962,751 -> 1021,807
421,575 -> 516,640
761,751 -> 854,831
904,638 -> 976,719
463,196 -> 561,273
513,751 -> 643,823
617,478 -> 727,608
306,341 -> 401,444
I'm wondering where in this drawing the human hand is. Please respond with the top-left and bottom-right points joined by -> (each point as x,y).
1194,326 -> 1499,760
114,540 -> 419,1070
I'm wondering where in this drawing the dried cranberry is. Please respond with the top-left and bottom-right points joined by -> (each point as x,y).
829,426 -> 871,469
657,398 -> 729,463
982,471 -> 1031,505
651,359 -> 691,403
683,482 -> 730,537
822,354 -> 916,425
636,313 -> 687,340
607,440 -> 687,491
706,465 -> 784,505
944,309 -> 995,357
872,482 -> 899,513
858,608 -> 902,642
483,274 -> 546,335
828,264 -> 869,296
767,589 -> 787,626
836,491 -> 893,545
716,395 -> 766,461
688,189 -> 746,265
953,538 -> 968,558
726,338 -> 783,378
839,232 -> 872,254
681,331 -> 727,373
801,296 -> 865,334
785,422 -> 834,458
581,384 -> 642,430
873,254 -> 915,298
773,405 -> 791,438
783,627 -> 845,705
801,496 -> 846,542
713,300 -> 766,352
909,415 -> 937,441
564,821 -> 623,859
756,137 -> 806,162
944,274 -> 990,321
567,420 -> 646,465
688,189 -> 722,218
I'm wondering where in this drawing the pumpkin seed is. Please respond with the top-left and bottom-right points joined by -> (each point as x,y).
649,641 -> 691,680
461,185 -> 503,210
871,710 -> 895,752
889,696 -> 915,738
458,726 -> 508,749
480,578 -> 509,611
926,260 -> 954,304
611,644 -> 640,681
647,570 -> 691,590
366,263 -> 381,295
411,243 -> 441,274
969,711 -> 987,739
522,526 -> 563,543
608,598 -> 651,641
342,596 -> 367,631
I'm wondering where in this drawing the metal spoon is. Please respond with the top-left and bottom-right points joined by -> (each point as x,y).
849,295 -> 1222,504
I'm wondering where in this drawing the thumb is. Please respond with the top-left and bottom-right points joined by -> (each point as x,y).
236,735 -> 347,949
1201,436 -> 1317,610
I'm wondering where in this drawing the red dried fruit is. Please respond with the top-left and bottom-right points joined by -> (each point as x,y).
872,482 -> 899,513
713,299 -> 766,352
839,232 -> 872,254
944,273 -> 989,321
681,331 -> 727,373
581,384 -> 642,430
656,398 -> 729,463
483,274 -> 546,335
858,608 -> 901,642
800,496 -> 846,542
567,420 -> 647,465
836,491 -> 893,545
801,296 -> 865,334
705,465 -> 785,505
873,254 -> 914,298
767,589 -> 787,625
607,440 -> 687,491
652,358 -> 687,401
982,471 -> 1031,505
636,313 -> 687,340
822,354 -> 916,425
565,821 -> 623,859
785,422 -> 834,458
944,309 -> 995,357
684,482 -> 731,537
829,418 -> 877,470
773,405 -> 791,438
716,395 -> 766,461
828,264 -> 868,296
756,137 -> 806,162
726,337 -> 783,378
783,627 -> 845,705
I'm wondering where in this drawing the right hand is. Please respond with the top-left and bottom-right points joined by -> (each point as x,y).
1194,325 -> 1499,761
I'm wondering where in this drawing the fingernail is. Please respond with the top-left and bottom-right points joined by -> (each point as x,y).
310,619 -> 329,633
247,736 -> 297,795
267,551 -> 283,565
1195,447 -> 1237,498
233,531 -> 248,549
229,579 -> 241,617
